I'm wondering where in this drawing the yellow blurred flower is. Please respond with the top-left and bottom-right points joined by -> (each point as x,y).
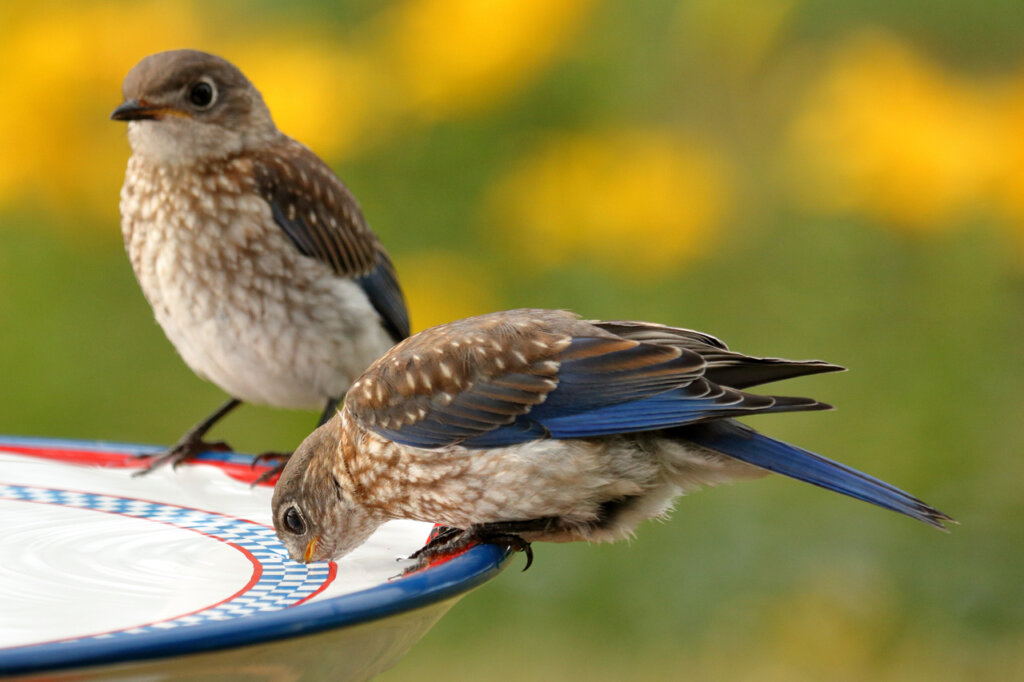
760,582 -> 895,678
376,0 -> 593,121
0,2 -> 382,228
227,39 -> 376,161
989,76 -> 1024,254
698,570 -> 899,681
0,0 -> 592,227
484,129 -> 730,277
0,2 -> 204,223
787,32 -> 1001,232
393,250 -> 499,333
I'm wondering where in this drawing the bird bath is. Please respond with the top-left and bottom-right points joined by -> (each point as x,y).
0,436 -> 509,680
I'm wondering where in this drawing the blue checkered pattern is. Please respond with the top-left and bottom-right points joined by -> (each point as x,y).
1,484 -> 333,641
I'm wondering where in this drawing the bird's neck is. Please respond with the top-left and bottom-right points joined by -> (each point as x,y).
329,412 -> 368,501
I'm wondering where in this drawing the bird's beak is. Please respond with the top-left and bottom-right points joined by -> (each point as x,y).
303,536 -> 320,563
110,99 -> 190,122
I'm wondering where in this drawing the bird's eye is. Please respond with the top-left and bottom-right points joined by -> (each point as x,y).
283,506 -> 306,535
188,80 -> 216,109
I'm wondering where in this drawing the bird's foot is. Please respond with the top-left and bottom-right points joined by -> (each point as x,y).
250,451 -> 292,486
134,398 -> 242,477
402,523 -> 535,575
406,526 -> 465,562
133,436 -> 232,477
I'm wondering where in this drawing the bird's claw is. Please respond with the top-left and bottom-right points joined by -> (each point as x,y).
251,451 -> 291,468
133,438 -> 233,477
249,451 -> 291,486
504,534 -> 534,571
401,525 -> 534,575
476,531 -> 533,571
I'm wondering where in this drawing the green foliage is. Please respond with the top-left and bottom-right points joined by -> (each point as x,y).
1,1 -> 1022,679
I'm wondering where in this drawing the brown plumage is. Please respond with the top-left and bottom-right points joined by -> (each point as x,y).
251,142 -> 383,278
272,309 -> 951,569
112,49 -> 409,474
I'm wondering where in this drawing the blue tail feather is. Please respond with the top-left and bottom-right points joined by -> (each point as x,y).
682,421 -> 952,529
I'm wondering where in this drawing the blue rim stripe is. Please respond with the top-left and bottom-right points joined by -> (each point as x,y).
0,434 -> 269,466
0,543 -> 508,676
0,437 -> 512,676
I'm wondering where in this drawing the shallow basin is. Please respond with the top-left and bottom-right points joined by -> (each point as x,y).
0,436 -> 509,680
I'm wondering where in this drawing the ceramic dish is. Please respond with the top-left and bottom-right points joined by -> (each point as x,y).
0,436 -> 509,680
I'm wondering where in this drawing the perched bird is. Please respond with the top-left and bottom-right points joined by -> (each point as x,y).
272,309 -> 951,567
111,50 -> 409,473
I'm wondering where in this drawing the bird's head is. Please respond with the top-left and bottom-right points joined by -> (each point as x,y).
112,49 -> 279,164
271,417 -> 382,564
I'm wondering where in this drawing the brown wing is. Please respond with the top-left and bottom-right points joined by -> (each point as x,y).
344,309 -> 720,448
251,139 -> 409,340
593,320 -> 843,389
345,310 -> 576,445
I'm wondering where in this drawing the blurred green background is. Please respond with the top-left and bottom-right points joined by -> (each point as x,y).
1,0 -> 1022,679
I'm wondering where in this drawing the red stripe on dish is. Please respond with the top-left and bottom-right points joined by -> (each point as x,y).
0,444 -> 142,467
0,444 -> 279,486
2,449 -> 340,611
6,496 -> 267,645
292,561 -> 339,607
1,479 -> 271,530
3,489 -> 339,642
399,524 -> 475,576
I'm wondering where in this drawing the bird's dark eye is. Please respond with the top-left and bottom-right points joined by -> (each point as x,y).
283,506 -> 306,535
188,80 -> 216,108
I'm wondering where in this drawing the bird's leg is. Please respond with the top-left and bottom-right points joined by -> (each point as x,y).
250,396 -> 342,485
134,398 -> 241,476
406,526 -> 466,561
318,396 -> 341,426
405,518 -> 560,574
249,450 -> 293,486
460,520 -> 553,571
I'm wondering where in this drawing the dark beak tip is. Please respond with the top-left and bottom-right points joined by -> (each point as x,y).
111,102 -> 134,121
110,100 -> 150,122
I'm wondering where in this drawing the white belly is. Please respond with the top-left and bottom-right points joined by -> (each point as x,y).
121,165 -> 395,410
153,273 -> 392,410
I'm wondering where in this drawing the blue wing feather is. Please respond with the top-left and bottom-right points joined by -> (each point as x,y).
681,421 -> 950,528
530,337 -> 703,415
268,203 -> 319,256
455,420 -> 551,448
270,192 -> 408,342
373,333 -> 825,449
536,389 -> 754,438
355,256 -> 410,342
349,309 -> 950,528
254,144 -> 410,343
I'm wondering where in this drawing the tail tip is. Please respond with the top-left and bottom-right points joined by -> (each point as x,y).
918,504 -> 956,532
